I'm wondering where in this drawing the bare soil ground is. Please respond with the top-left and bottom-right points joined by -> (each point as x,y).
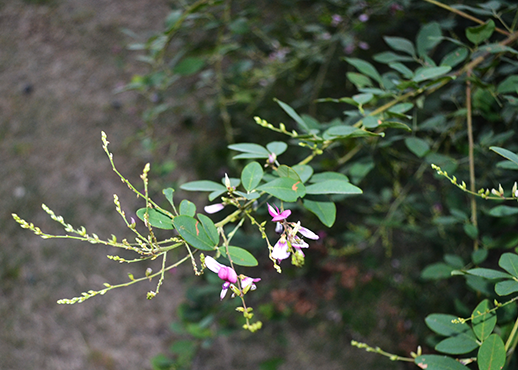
0,1 -> 391,369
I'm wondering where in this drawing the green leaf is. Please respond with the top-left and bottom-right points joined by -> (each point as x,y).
472,300 -> 496,341
405,137 -> 430,157
440,47 -> 469,68
499,253 -> 518,277
464,223 -> 479,240
344,58 -> 382,85
173,57 -> 205,76
179,199 -> 196,217
163,188 -> 175,209
303,199 -> 336,227
310,172 -> 349,183
275,99 -> 310,133
495,280 -> 518,296
489,146 -> 518,166
389,62 -> 414,79
413,66 -> 451,83
425,313 -> 473,337
415,355 -> 469,370
180,180 -> 226,193
257,178 -> 306,202
416,22 -> 442,57
373,51 -> 414,64
465,268 -> 512,280
353,93 -> 374,105
477,334 -> 505,370
228,143 -> 270,159
305,180 -> 362,195
444,254 -> 464,269
478,44 -> 518,54
173,215 -> 216,251
292,165 -> 313,183
488,205 -> 518,217
323,126 -> 382,140
197,214 -> 219,245
266,141 -> 288,156
421,263 -> 454,280
435,334 -> 479,355
347,72 -> 373,88
378,120 -> 412,131
384,36 -> 416,56
241,161 -> 263,192
276,165 -> 302,181
497,75 -> 518,94
219,246 -> 258,267
472,249 -> 488,265
388,103 -> 413,114
136,208 -> 174,230
466,20 -> 495,45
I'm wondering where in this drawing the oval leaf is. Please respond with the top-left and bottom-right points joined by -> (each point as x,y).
292,165 -> 314,183
303,199 -> 336,227
478,334 -> 505,370
472,299 -> 496,342
499,253 -> 518,277
425,314 -> 473,337
489,146 -> 518,166
136,208 -> 174,230
266,141 -> 288,156
435,335 -> 479,355
305,180 -> 362,195
415,355 -> 469,370
495,280 -> 518,296
228,143 -> 270,159
219,246 -> 258,267
488,205 -> 518,217
241,161 -> 263,192
257,178 -> 306,202
173,215 -> 216,251
180,180 -> 226,192
466,268 -> 512,280
197,214 -> 219,245
405,137 -> 430,157
179,199 -> 196,217
413,66 -> 451,83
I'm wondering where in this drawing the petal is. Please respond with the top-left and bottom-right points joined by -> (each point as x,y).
217,266 -> 238,284
275,222 -> 284,234
292,239 -> 309,248
204,203 -> 225,214
298,226 -> 319,240
267,203 -> 279,218
272,239 -> 290,261
220,282 -> 230,300
205,256 -> 222,273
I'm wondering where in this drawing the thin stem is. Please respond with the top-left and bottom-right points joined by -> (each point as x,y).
466,70 -> 478,250
423,0 -> 510,36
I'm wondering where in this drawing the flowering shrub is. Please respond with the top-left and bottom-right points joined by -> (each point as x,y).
11,0 -> 518,369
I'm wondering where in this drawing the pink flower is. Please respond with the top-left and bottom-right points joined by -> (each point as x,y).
241,276 -> 261,293
272,236 -> 290,262
268,203 -> 291,222
205,256 -> 238,300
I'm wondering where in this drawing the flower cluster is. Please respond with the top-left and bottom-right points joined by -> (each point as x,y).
268,203 -> 319,267
204,256 -> 260,300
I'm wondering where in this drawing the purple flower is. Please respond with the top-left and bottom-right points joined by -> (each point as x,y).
331,14 -> 343,27
358,13 -> 369,22
268,203 -> 291,222
204,203 -> 225,214
205,256 -> 238,300
241,276 -> 261,293
298,226 -> 319,240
